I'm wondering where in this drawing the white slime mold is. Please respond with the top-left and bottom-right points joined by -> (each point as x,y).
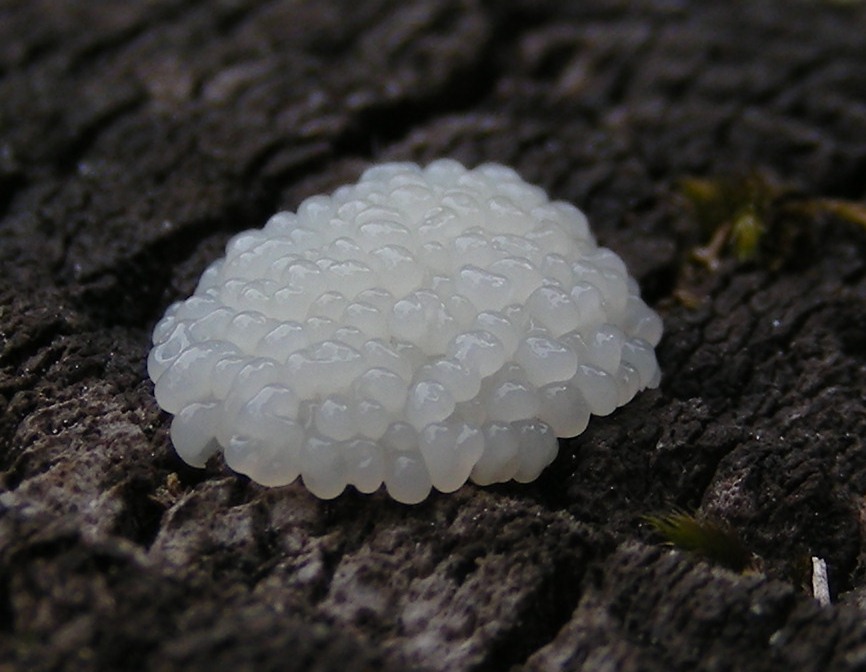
148,160 -> 662,504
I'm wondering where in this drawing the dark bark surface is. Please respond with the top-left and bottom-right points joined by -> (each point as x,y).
2,1 -> 866,670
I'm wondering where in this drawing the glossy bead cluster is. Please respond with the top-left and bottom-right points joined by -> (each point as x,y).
148,160 -> 662,503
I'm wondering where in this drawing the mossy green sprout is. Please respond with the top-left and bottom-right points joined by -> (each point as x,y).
679,173 -> 866,272
679,174 -> 772,268
644,510 -> 754,573
815,198 -> 866,231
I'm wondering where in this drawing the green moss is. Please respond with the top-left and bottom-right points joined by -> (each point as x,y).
679,173 -> 866,271
644,510 -> 754,573
679,174 -> 774,267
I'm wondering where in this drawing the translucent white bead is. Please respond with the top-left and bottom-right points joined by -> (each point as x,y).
491,233 -> 541,261
476,162 -> 521,184
307,340 -> 366,387
380,421 -> 429,506
263,211 -> 299,235
525,223 -> 573,254
470,422 -> 520,485
615,361 -> 642,406
570,282 -> 606,329
343,438 -> 385,493
362,162 -> 420,183
195,260 -> 224,292
446,333 -> 504,381
390,294 -> 427,344
151,302 -> 181,344
154,341 -> 240,413
241,384 -> 300,428
355,205 -> 404,227
418,239 -> 453,273
455,265 -> 511,311
297,194 -> 335,229
357,220 -> 413,253
621,338 -> 660,389
501,182 -> 549,211
622,295 -> 664,346
483,368 -> 540,422
255,238 -> 300,268
441,190 -> 483,232
189,307 -> 234,344
284,352 -> 319,398
226,230 -> 266,256
326,236 -> 364,261
585,324 -> 625,374
256,321 -> 308,362
489,257 -> 544,303
389,184 -> 437,217
419,418 -> 484,492
533,201 -> 591,242
315,395 -> 356,441
380,421 -> 419,453
337,198 -> 368,220
423,158 -> 467,184
456,172 -> 492,194
300,435 -> 347,499
225,311 -> 272,354
597,267 -> 630,320
361,339 -> 414,381
222,402 -> 302,483
537,383 -> 591,437
418,207 -> 459,243
526,285 -> 580,336
309,291 -> 348,320
512,419 -> 558,483
332,326 -> 367,350
589,247 -> 628,275
226,427 -> 304,488
210,354 -> 247,400
384,450 -> 431,504
416,358 -> 481,404
486,195 -> 531,234
354,367 -> 409,413
174,294 -> 223,322
356,398 -> 389,440
558,330 -> 591,367
278,259 -> 327,298
406,380 -> 456,431
327,260 -> 378,297
572,364 -> 618,416
218,377 -> 293,439
271,286 -> 313,322
445,294 -> 477,329
473,311 -> 520,358
393,340 -> 426,372
455,397 -> 486,426
369,245 -> 424,295
540,253 -> 574,287
170,402 -> 222,467
354,287 -> 396,313
514,336 -> 578,387
147,321 -> 192,382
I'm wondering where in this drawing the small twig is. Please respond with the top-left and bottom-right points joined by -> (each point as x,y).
811,556 -> 831,606
691,221 -> 731,271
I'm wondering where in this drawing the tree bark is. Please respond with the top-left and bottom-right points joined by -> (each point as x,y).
2,1 -> 866,670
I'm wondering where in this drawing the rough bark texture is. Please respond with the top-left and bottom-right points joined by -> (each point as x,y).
2,1 -> 866,670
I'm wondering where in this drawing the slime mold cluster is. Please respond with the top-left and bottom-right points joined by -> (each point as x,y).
148,160 -> 662,503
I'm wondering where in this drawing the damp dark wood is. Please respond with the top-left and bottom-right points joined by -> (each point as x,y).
2,1 -> 866,670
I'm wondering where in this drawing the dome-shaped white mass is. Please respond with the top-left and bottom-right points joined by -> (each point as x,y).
148,159 -> 662,503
